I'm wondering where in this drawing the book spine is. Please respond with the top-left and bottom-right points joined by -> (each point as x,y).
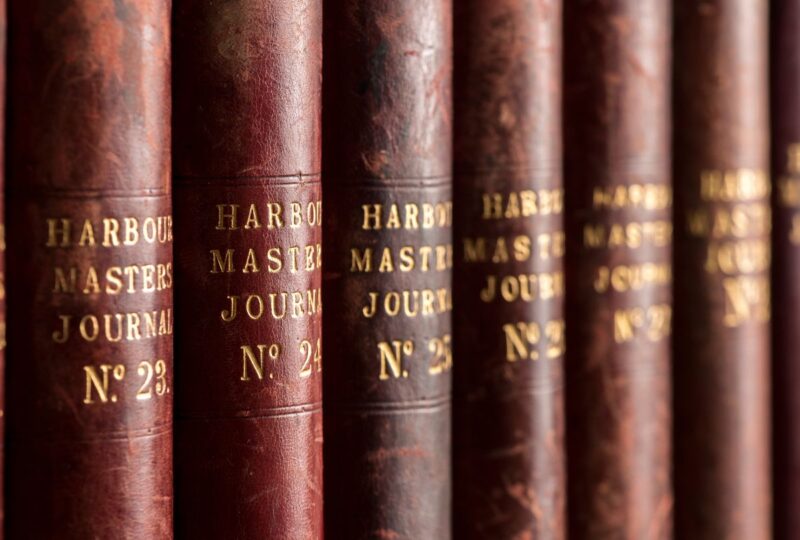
563,1 -> 672,538
773,2 -> 800,538
172,1 -> 323,538
452,1 -> 565,538
673,1 -> 771,538
322,1 -> 453,538
0,0 -> 6,534
5,1 -> 173,537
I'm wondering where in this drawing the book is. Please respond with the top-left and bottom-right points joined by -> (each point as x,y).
563,1 -> 673,537
452,0 -> 565,537
321,1 -> 453,537
772,2 -> 800,538
172,1 -> 323,537
673,1 -> 771,538
5,0 -> 173,536
0,0 -> 6,533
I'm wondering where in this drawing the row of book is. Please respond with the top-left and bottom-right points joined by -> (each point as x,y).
0,0 -> 794,538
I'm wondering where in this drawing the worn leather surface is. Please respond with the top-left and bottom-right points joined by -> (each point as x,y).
772,2 -> 800,538
673,1 -> 772,539
322,1 -> 453,538
563,1 -> 673,538
5,0 -> 173,538
452,1 -> 565,538
172,1 -> 323,538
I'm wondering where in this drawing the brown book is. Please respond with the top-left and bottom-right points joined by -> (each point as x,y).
563,1 -> 673,538
673,1 -> 771,538
172,1 -> 323,538
773,1 -> 800,538
5,0 -> 173,537
322,1 -> 453,538
452,1 -> 565,537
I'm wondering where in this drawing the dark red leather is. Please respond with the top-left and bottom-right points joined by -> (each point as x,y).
674,1 -> 772,539
772,2 -> 800,538
452,1 -> 565,538
322,1 -> 453,538
563,1 -> 673,538
172,1 -> 323,538
5,0 -> 173,538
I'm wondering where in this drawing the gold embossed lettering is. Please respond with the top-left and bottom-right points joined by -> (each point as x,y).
210,249 -> 235,273
378,340 -> 413,380
216,204 -> 240,230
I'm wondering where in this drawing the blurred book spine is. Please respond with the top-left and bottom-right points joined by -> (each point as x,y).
673,1 -> 771,538
563,1 -> 673,537
452,1 -> 566,538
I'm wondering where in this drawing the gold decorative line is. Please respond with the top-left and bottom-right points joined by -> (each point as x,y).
7,189 -> 169,200
14,422 -> 173,443
328,395 -> 451,414
179,402 -> 323,420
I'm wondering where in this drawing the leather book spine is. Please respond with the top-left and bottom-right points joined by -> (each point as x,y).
5,1 -> 173,537
563,1 -> 673,538
772,1 -> 800,538
673,1 -> 771,538
452,1 -> 565,538
322,1 -> 453,538
0,0 -> 6,534
172,1 -> 323,538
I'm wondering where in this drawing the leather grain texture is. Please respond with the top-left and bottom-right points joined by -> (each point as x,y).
452,1 -> 565,538
172,1 -> 323,538
772,2 -> 800,538
673,1 -> 772,539
5,0 -> 173,538
563,1 -> 673,538
322,1 -> 453,538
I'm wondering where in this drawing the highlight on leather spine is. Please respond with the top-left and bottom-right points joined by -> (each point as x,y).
673,1 -> 771,538
772,1 -> 800,538
452,1 -> 565,537
172,1 -> 323,538
322,1 -> 453,537
5,1 -> 173,537
563,1 -> 672,538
